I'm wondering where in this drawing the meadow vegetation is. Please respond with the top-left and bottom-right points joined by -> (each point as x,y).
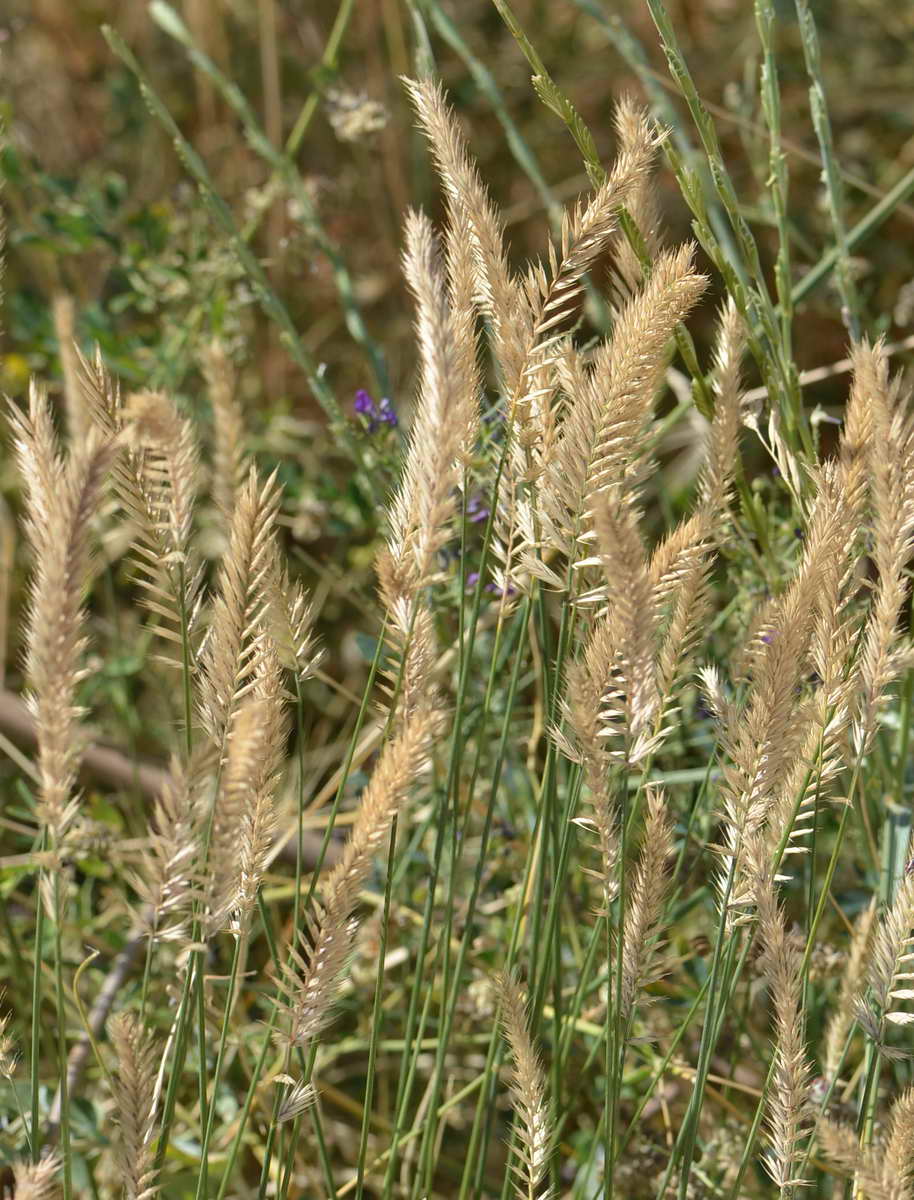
3,1 -> 914,1197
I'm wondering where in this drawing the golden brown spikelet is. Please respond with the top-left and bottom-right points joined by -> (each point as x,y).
564,626 -> 621,909
852,339 -> 914,753
861,849 -> 914,1049
276,707 -> 437,1049
265,550 -> 322,684
202,339 -> 247,527
207,638 -> 288,934
753,856 -> 812,1193
884,1086 -> 914,1198
583,244 -> 707,517
819,1087 -> 914,1200
122,390 -> 203,654
77,350 -> 203,653
11,1155 -> 62,1200
593,494 -> 659,752
817,1119 -> 896,1200
52,293 -> 87,443
712,478 -> 845,919
402,77 -> 526,396
757,463 -> 860,875
130,756 -> 199,942
443,200 -> 483,468
388,208 -> 476,590
609,97 -> 663,306
108,1012 -> 159,1200
698,299 -> 745,519
376,207 -> 479,719
824,899 -> 876,1081
541,245 -> 706,567
839,340 -> 878,524
198,466 -> 281,749
0,1000 -> 17,1080
621,786 -> 674,1028
652,515 -> 715,727
496,971 -> 552,1200
276,1078 -> 316,1123
10,387 -> 115,842
526,115 -> 657,369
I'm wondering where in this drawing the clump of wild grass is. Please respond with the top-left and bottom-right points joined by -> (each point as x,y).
5,7 -> 914,1199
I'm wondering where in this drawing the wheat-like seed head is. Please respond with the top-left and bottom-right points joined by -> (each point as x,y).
130,756 -> 199,943
198,465 -> 281,749
11,387 -> 115,843
753,855 -> 813,1193
819,1085 -> 914,1200
851,339 -> 914,753
275,707 -> 437,1049
207,637 -> 288,935
201,339 -> 247,527
497,971 -> 552,1200
621,786 -> 674,1028
108,1011 -> 159,1200
823,898 -> 876,1081
11,1155 -> 62,1200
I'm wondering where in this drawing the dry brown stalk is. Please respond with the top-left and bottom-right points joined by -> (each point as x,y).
51,294 -> 87,443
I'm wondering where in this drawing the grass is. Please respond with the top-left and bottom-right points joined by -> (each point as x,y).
3,2 -> 914,1198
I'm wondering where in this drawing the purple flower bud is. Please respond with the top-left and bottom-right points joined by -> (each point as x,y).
378,396 -> 398,427
465,571 -> 480,592
354,389 -> 375,416
467,494 -> 490,523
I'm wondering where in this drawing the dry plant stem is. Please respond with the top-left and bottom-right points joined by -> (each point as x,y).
28,836 -> 44,1163
51,874 -> 71,1199
49,925 -> 146,1132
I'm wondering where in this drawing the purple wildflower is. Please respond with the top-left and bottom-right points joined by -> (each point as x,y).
467,494 -> 489,523
486,580 -> 516,598
354,389 -> 375,416
465,571 -> 480,593
378,396 -> 398,427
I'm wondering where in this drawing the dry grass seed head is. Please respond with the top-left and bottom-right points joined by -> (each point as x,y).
198,465 -> 282,748
108,1011 -> 159,1200
201,339 -> 247,526
11,1156 -> 62,1200
753,856 -> 813,1191
497,971 -> 552,1200
276,707 -> 437,1049
10,388 -> 115,842
208,637 -> 288,935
